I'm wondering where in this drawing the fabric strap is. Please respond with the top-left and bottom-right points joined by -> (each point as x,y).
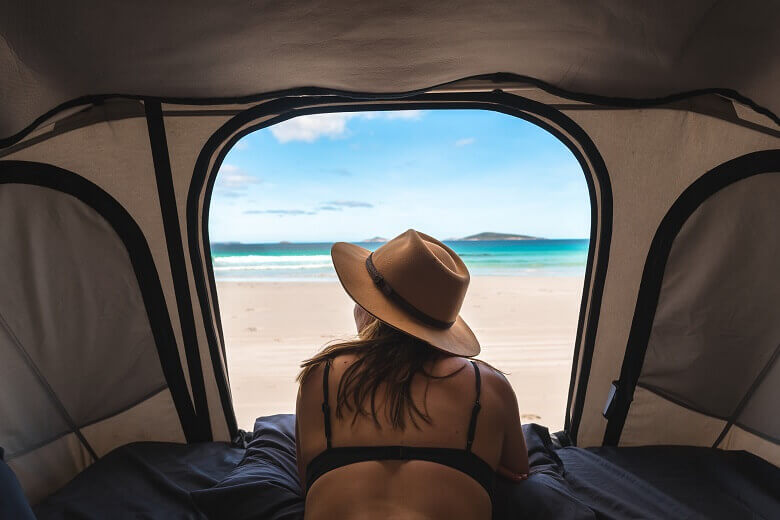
466,361 -> 482,452
322,361 -> 332,449
364,253 -> 456,329
312,358 -> 493,500
319,358 -> 482,450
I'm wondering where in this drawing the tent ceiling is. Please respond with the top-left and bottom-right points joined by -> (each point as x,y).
2,1 -> 779,140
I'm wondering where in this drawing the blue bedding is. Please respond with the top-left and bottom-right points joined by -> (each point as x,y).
0,448 -> 35,519
28,414 -> 779,520
33,442 -> 244,519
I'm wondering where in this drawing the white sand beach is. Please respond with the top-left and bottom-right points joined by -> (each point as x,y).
219,276 -> 582,432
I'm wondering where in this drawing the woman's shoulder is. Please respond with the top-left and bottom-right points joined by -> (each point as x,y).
432,356 -> 511,389
471,359 -> 516,407
298,353 -> 359,388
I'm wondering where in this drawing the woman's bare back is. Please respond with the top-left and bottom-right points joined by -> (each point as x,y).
296,353 -> 527,520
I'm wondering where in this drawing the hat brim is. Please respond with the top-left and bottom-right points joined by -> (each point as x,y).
331,242 -> 480,357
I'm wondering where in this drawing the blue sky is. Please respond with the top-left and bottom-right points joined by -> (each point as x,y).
209,109 -> 589,243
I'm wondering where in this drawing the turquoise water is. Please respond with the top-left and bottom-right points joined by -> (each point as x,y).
211,239 -> 589,282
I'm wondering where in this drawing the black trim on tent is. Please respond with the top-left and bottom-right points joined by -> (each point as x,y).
187,91 -> 613,442
145,101 -> 212,442
4,93 -> 777,160
2,72 -> 778,150
0,160 -> 200,443
603,150 -> 780,446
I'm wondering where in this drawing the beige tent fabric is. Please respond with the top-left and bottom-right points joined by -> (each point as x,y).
164,110 -> 241,441
1,1 -> 779,141
0,317 -> 71,457
623,389 -> 780,467
620,386 -> 726,447
8,434 -> 92,505
719,426 -> 780,467
0,180 -> 182,499
562,105 -> 779,447
8,391 -> 183,505
81,390 -> 184,458
636,173 -> 780,439
0,182 -> 168,437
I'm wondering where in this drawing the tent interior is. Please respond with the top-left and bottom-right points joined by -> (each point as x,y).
1,2 -> 778,518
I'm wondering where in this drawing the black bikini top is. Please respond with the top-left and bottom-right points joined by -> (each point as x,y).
304,360 -> 495,502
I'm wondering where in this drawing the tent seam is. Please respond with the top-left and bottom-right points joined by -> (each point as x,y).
2,73 -> 778,149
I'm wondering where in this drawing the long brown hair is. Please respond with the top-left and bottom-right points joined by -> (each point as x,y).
298,317 -> 467,430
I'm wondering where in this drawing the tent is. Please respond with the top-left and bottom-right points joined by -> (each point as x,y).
1,0 -> 778,506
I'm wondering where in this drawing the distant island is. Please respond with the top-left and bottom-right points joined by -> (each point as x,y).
460,232 -> 541,241
360,232 -> 541,243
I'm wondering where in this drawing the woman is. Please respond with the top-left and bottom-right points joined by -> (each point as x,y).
296,229 -> 529,519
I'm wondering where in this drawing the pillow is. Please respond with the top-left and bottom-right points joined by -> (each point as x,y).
190,415 -> 304,520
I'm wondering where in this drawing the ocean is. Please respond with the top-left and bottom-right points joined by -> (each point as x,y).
211,239 -> 589,282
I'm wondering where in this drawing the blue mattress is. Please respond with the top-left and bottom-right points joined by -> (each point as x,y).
26,415 -> 779,520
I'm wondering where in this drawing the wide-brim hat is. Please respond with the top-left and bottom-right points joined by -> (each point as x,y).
331,229 -> 480,357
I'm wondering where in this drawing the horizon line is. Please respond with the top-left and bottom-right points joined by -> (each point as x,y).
211,237 -> 590,245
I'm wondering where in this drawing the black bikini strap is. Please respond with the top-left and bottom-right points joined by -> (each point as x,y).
322,361 -> 332,449
466,361 -> 482,452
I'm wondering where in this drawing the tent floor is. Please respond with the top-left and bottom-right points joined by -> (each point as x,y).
31,416 -> 779,520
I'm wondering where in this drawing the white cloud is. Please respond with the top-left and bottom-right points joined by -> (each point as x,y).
455,137 -> 475,147
324,200 -> 373,208
245,209 -> 316,216
383,110 -> 423,120
270,113 -> 352,143
269,111 -> 426,143
216,164 -> 262,188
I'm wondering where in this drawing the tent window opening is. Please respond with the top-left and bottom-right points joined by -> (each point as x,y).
208,109 -> 590,432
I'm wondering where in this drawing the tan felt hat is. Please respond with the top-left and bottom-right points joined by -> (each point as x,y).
331,229 -> 480,357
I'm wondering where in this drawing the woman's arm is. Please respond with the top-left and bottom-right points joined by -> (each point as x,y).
497,376 -> 530,481
295,385 -> 307,491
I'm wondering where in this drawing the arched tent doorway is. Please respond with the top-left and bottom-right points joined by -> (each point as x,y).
207,107 -> 595,432
188,91 -> 613,443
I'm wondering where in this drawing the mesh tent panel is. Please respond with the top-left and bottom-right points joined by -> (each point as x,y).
0,180 -> 185,499
736,358 -> 779,442
632,173 -> 780,445
0,184 -> 167,427
0,322 -> 71,457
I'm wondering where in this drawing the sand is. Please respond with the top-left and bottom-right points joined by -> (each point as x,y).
218,276 -> 582,432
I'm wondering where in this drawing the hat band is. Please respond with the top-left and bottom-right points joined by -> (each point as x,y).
365,253 -> 456,329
